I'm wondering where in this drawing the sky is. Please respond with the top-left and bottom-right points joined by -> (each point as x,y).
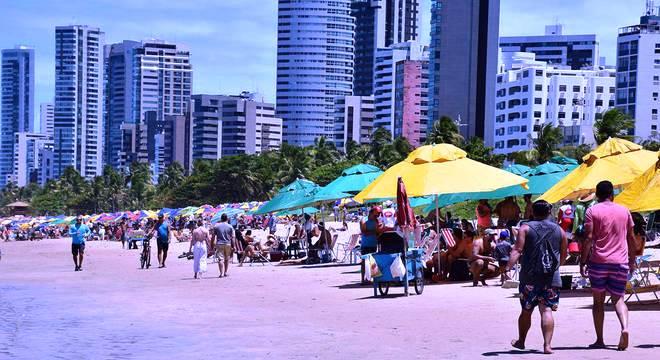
0,0 -> 652,129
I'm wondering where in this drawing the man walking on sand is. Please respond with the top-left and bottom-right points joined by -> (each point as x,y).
70,216 -> 91,271
507,200 -> 567,354
212,213 -> 234,278
581,181 -> 636,351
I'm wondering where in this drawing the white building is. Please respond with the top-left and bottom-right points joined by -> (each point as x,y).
276,0 -> 355,146
13,132 -> 53,187
493,52 -> 615,154
500,24 -> 600,70
373,41 -> 428,141
334,95 -> 374,151
192,93 -> 283,160
40,103 -> 54,137
616,5 -> 660,141
53,25 -> 104,179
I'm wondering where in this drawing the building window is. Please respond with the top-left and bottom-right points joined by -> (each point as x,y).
559,98 -> 566,105
522,85 -> 529,92
535,70 -> 543,76
596,99 -> 603,106
558,112 -> 566,119
522,98 -> 528,105
573,85 -> 581,92
609,87 -> 615,93
572,112 -> 580,119
521,125 -> 527,132
522,112 -> 528,119
521,139 -> 527,146
653,109 -> 658,114
596,86 -> 603,93
559,85 -> 567,92
609,100 -> 615,107
534,98 -> 542,105
535,84 -> 542,91
507,139 -> 520,148
534,111 -> 542,118
523,70 -> 529,78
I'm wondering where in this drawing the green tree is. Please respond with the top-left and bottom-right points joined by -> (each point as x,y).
532,123 -> 563,163
594,108 -> 635,144
426,116 -> 464,146
641,139 -> 660,151
128,162 -> 155,210
461,137 -> 505,168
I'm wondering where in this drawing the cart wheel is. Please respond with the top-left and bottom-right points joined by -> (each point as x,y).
414,275 -> 424,295
378,282 -> 390,296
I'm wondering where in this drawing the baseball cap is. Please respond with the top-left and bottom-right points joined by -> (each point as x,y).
370,206 -> 382,214
499,230 -> 510,239
484,229 -> 498,236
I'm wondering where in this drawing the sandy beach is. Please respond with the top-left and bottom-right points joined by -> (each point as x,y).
1,232 -> 659,360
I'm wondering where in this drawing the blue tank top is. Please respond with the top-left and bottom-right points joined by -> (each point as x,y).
361,219 -> 378,247
156,222 -> 169,243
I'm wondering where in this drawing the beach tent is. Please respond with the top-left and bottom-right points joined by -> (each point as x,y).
540,138 -> 658,203
254,179 -> 319,215
615,152 -> 660,212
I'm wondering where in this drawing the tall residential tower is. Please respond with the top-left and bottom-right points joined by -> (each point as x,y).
276,0 -> 355,147
53,25 -> 104,179
1,46 -> 34,186
428,0 -> 500,143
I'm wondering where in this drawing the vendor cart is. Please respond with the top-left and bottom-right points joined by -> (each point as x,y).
366,248 -> 425,297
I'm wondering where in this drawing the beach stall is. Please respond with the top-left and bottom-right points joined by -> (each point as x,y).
540,138 -> 657,203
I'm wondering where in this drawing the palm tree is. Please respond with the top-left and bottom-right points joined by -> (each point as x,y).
426,116 -> 464,146
532,123 -> 563,163
594,108 -> 635,144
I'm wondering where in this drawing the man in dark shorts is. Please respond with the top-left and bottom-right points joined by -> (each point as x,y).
581,181 -> 636,351
69,216 -> 91,271
507,200 -> 567,354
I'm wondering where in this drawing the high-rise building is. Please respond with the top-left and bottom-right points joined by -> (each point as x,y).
352,0 -> 420,96
192,93 -> 283,160
40,103 -> 54,137
616,3 -> 660,141
1,46 -> 34,187
54,25 -> 104,179
13,132 -> 53,187
334,95 -> 375,151
493,52 -> 615,154
374,41 -> 429,146
104,40 -> 192,173
276,0 -> 355,147
428,0 -> 500,143
500,24 -> 600,70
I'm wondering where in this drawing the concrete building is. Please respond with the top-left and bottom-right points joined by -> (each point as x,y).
192,93 -> 283,160
493,52 -> 615,154
374,41 -> 428,146
53,25 -> 104,179
104,40 -> 192,173
276,0 -> 355,146
500,24 -> 600,70
13,132 -> 53,187
40,103 -> 54,137
1,46 -> 34,187
616,3 -> 660,141
163,113 -> 193,174
352,0 -> 420,96
334,95 -> 374,151
428,0 -> 500,143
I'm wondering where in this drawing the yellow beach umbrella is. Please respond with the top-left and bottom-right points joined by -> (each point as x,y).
354,143 -> 528,202
540,138 -> 658,203
615,152 -> 660,212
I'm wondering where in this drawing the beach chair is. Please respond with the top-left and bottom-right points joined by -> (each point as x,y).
421,233 -> 440,263
339,233 -> 361,263
233,238 -> 270,266
320,233 -> 339,262
620,255 -> 660,303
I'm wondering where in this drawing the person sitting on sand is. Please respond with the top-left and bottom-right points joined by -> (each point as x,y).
469,229 -> 499,286
437,228 -> 469,280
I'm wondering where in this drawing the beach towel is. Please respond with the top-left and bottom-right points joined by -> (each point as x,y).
193,241 -> 208,274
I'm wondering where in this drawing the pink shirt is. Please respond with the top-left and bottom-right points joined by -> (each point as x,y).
585,201 -> 634,264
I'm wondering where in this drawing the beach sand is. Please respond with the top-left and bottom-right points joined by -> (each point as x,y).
1,228 -> 659,359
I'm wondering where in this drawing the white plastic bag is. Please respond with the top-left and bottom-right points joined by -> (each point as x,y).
364,255 -> 373,281
390,257 -> 406,279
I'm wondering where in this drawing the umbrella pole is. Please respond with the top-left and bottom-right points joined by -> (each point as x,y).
435,194 -> 440,279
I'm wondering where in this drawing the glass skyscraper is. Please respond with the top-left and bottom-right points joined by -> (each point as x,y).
1,46 -> 34,187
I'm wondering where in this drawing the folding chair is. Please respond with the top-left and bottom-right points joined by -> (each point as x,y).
622,255 -> 660,303
339,233 -> 361,263
320,233 -> 339,262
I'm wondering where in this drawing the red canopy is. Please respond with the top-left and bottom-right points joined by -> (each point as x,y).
396,177 -> 416,230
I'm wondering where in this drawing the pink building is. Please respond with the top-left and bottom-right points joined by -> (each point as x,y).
395,60 -> 429,147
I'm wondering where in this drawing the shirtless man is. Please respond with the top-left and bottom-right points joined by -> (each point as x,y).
438,228 -> 471,280
469,229 -> 499,286
495,196 -> 521,228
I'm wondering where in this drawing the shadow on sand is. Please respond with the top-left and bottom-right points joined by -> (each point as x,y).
577,301 -> 660,311
483,345 -> 620,356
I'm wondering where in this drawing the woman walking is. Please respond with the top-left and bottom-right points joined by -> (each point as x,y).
189,219 -> 210,279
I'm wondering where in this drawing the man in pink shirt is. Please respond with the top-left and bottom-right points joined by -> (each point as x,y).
580,181 -> 636,351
